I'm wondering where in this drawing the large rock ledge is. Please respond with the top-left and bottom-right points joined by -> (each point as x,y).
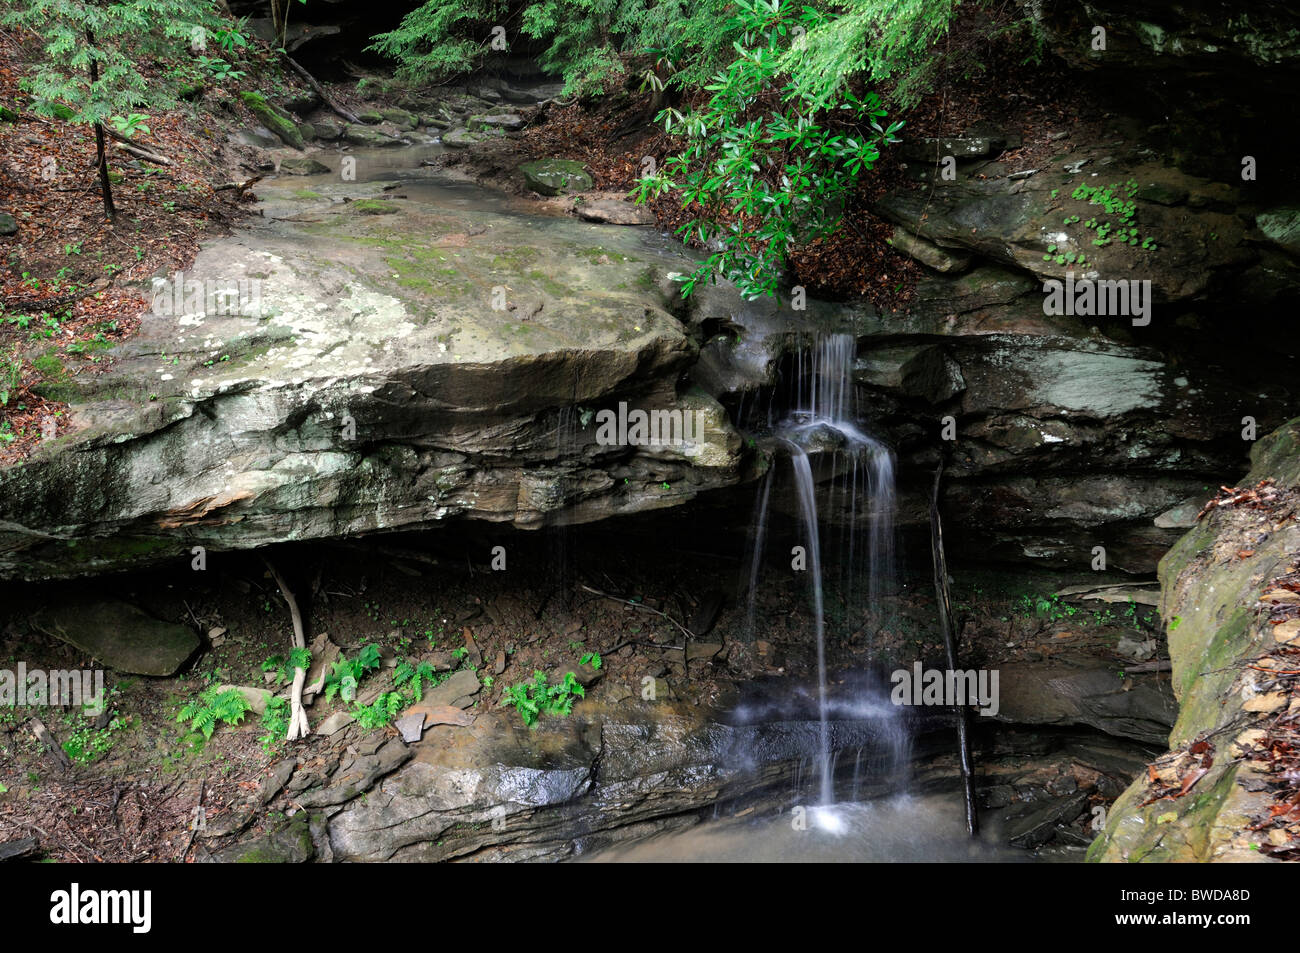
1090,418 -> 1300,862
0,180 -> 744,580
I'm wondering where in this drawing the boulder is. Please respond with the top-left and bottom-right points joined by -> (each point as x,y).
520,159 -> 593,196
239,91 -> 303,150
574,198 -> 655,226
379,108 -> 418,130
343,125 -> 404,148
34,600 -> 199,676
312,120 -> 342,141
468,113 -> 525,132
278,156 -> 330,176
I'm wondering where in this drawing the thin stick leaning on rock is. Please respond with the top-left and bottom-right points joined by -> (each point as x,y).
264,558 -> 311,740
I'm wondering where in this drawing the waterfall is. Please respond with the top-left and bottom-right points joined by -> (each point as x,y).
747,331 -> 897,806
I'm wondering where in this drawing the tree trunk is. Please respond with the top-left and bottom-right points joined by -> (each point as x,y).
85,29 -> 115,219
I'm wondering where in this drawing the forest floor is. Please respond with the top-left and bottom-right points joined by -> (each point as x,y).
0,519 -> 1163,861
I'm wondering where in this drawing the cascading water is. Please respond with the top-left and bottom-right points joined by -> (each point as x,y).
745,332 -> 898,807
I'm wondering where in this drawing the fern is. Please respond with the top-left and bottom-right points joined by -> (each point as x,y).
323,644 -> 383,702
176,686 -> 250,741
261,647 -> 312,687
505,670 -> 585,728
352,691 -> 405,731
259,697 -> 290,752
394,659 -> 437,702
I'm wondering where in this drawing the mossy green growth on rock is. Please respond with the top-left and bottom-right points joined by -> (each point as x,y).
520,159 -> 593,196
352,200 -> 400,215
1090,417 -> 1300,863
239,91 -> 303,150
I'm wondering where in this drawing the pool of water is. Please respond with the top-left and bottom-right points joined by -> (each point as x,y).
583,794 -> 1042,863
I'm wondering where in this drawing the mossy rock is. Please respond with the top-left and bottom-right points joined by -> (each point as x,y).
344,125 -> 403,148
0,212 -> 16,236
357,110 -> 384,125
352,200 -> 399,215
520,159 -> 593,196
0,105 -> 21,122
313,120 -> 342,140
279,156 -> 330,176
379,108 -> 418,130
239,91 -> 303,150
221,814 -> 314,864
178,82 -> 204,102
440,127 -> 502,149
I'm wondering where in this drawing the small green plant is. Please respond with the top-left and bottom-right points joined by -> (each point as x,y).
503,670 -> 585,728
259,697 -> 289,752
393,658 -> 437,701
261,647 -> 311,686
579,651 -> 602,670
176,686 -> 250,740
352,691 -> 404,730
323,644 -> 382,702
62,715 -> 131,763
109,112 -> 150,137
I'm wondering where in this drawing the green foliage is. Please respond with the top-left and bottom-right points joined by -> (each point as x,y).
352,691 -> 404,731
778,0 -> 958,111
634,0 -> 903,299
176,686 -> 250,740
261,647 -> 312,687
323,644 -> 382,702
259,697 -> 289,752
1,0 -> 218,127
579,651 -> 602,670
393,659 -> 437,701
503,670 -> 585,728
1059,179 -> 1158,252
62,715 -> 131,764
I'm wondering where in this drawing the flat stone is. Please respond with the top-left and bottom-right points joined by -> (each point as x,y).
520,159 -> 592,196
257,759 -> 296,805
216,684 -> 274,715
316,711 -> 355,736
574,198 -> 654,226
313,120 -> 342,140
440,126 -> 502,148
468,112 -> 525,132
214,814 -> 313,863
888,227 -> 971,273
279,157 -> 330,176
424,669 -> 481,708
380,108 -> 418,130
344,125 -> 404,148
36,600 -> 198,676
1257,206 -> 1300,258
297,737 -> 412,807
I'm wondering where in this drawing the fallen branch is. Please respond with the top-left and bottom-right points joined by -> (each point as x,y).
113,141 -> 170,166
214,174 -> 264,196
264,558 -> 311,740
282,53 -> 360,125
29,717 -> 72,772
579,583 -> 695,671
